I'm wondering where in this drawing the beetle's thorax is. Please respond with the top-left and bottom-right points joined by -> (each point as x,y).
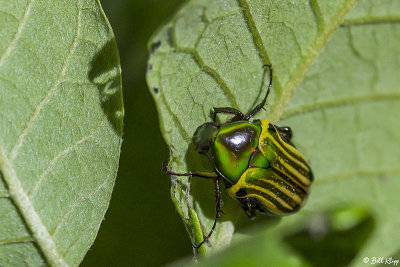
212,120 -> 262,184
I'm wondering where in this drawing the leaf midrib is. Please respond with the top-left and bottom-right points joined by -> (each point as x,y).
159,0 -> 362,256
269,0 -> 359,122
159,0 -> 359,145
0,145 -> 68,266
0,0 -> 84,265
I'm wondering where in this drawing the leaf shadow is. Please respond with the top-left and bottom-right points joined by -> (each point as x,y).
88,38 -> 124,136
184,143 -> 281,237
284,206 -> 375,267
184,143 -> 216,219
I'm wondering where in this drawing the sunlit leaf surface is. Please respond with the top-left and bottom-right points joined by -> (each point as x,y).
0,0 -> 123,265
146,0 -> 400,264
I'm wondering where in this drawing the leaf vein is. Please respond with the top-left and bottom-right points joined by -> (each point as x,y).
170,10 -> 240,109
0,9 -> 20,24
347,26 -> 379,91
237,0 -> 270,64
51,177 -> 109,238
172,47 -> 240,110
147,52 -> 191,143
315,168 -> 400,185
158,66 -> 192,142
10,3 -> 83,161
0,0 -> 34,69
309,0 -> 325,32
0,145 -> 68,266
237,0 -> 277,79
19,38 -> 52,76
77,37 -> 100,49
270,0 -> 359,122
28,126 -> 99,199
0,236 -> 34,246
281,93 -> 400,119
343,16 -> 400,26
0,2 -> 86,265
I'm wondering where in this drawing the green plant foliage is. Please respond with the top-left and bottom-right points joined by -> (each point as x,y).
147,0 -> 400,264
0,0 -> 123,265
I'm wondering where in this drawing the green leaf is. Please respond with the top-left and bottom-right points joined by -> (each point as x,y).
146,0 -> 400,263
0,0 -> 123,266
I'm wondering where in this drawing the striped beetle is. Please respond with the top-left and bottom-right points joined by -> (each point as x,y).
163,65 -> 313,249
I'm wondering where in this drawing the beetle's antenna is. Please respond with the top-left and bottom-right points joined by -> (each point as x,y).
193,177 -> 222,249
244,65 -> 273,120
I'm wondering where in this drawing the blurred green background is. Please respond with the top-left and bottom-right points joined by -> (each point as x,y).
82,1 -> 192,266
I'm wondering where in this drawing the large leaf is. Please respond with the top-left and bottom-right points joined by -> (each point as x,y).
0,0 -> 123,265
146,0 -> 400,263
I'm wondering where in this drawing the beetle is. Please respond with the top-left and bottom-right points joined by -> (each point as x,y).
163,65 -> 313,249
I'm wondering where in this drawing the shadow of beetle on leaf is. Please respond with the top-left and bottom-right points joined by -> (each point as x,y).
88,38 -> 124,136
181,137 -> 281,246
176,66 -> 281,246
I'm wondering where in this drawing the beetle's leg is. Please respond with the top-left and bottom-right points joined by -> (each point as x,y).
237,197 -> 257,218
212,107 -> 244,123
276,126 -> 295,147
162,161 -> 218,179
244,208 -> 256,218
193,177 -> 222,249
244,65 -> 273,121
163,161 -> 222,249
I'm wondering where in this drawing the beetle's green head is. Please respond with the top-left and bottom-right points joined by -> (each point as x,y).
192,122 -> 219,155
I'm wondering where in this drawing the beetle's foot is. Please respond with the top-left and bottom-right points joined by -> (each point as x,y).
192,238 -> 208,250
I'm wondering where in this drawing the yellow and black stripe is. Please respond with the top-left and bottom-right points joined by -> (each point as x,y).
259,120 -> 313,190
227,120 -> 313,216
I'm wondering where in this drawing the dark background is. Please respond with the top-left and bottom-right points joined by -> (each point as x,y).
82,1 -> 192,266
